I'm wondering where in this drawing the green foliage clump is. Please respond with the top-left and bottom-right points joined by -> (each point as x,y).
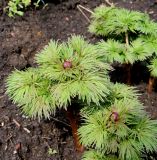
89,6 -> 151,36
6,35 -> 110,119
97,38 -> 152,64
89,6 -> 157,66
6,35 -> 157,159
7,0 -> 31,17
148,58 -> 157,77
6,0 -> 42,17
79,84 -> 157,160
81,83 -> 140,115
82,150 -> 110,160
6,68 -> 55,119
89,5 -> 157,36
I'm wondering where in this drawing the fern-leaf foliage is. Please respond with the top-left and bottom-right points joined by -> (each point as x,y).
97,38 -> 152,64
79,87 -> 157,159
36,35 -> 111,107
6,68 -> 55,119
89,6 -> 157,36
81,83 -> 141,115
90,5 -> 157,70
36,36 -> 110,81
139,35 -> 157,56
6,35 -> 111,119
148,58 -> 157,77
82,150 -> 119,160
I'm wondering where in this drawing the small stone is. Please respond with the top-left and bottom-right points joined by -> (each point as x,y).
1,122 -> 4,127
65,17 -> 69,21
22,115 -> 29,119
149,11 -> 154,14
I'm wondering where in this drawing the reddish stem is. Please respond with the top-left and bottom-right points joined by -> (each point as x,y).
66,106 -> 84,152
147,77 -> 155,94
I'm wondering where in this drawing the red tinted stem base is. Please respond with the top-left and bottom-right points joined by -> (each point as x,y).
147,77 -> 155,94
66,106 -> 84,152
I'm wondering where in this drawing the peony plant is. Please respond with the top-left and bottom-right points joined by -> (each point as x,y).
6,35 -> 111,151
6,35 -> 157,159
89,5 -> 157,87
79,83 -> 157,160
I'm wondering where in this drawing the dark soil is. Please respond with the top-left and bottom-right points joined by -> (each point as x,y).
1,0 -> 157,160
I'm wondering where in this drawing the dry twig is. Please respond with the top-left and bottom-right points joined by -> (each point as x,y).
104,0 -> 114,6
13,119 -> 21,128
77,5 -> 93,22
51,117 -> 70,127
13,118 -> 31,133
23,127 -> 31,133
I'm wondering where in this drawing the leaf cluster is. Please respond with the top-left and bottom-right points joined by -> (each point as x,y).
89,6 -> 157,66
82,150 -> 118,160
6,36 -> 111,119
7,0 -> 31,17
6,68 -> 55,119
138,35 -> 157,77
6,0 -> 43,17
89,6 -> 157,36
148,58 -> 157,77
97,38 -> 152,64
81,83 -> 140,115
79,84 -> 157,160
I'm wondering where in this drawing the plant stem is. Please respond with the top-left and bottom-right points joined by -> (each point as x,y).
147,76 -> 155,94
124,32 -> 131,84
125,32 -> 129,47
66,106 -> 84,152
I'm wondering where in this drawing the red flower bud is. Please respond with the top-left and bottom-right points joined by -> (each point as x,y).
112,111 -> 119,122
63,60 -> 72,69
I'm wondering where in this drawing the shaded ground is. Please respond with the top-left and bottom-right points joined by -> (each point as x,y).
1,0 -> 157,159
